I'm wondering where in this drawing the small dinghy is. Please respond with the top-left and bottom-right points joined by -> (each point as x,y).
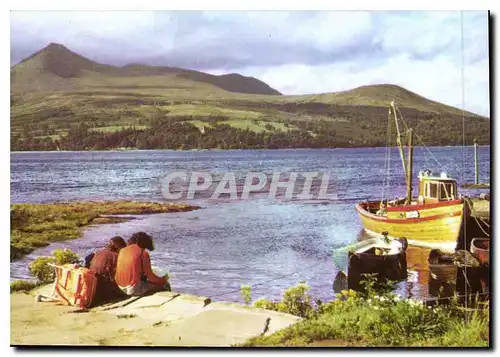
470,238 -> 490,265
428,249 -> 457,283
344,233 -> 408,291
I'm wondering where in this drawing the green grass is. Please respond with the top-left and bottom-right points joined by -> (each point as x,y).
10,201 -> 199,261
226,119 -> 295,132
223,119 -> 269,132
244,302 -> 489,347
89,125 -> 148,133
187,120 -> 212,131
33,134 -> 62,141
187,119 -> 297,133
165,104 -> 263,119
10,280 -> 40,293
413,313 -> 489,347
240,286 -> 489,347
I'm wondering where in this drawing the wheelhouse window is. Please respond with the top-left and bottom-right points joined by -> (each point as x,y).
425,182 -> 438,198
439,182 -> 455,200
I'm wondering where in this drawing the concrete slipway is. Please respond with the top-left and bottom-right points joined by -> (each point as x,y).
10,284 -> 300,346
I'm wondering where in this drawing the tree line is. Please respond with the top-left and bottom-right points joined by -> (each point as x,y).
11,110 -> 490,151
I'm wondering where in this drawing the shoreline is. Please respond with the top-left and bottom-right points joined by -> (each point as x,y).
10,200 -> 201,261
10,144 -> 492,153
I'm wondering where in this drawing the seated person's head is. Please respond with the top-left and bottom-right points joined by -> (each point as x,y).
131,232 -> 155,251
127,236 -> 138,246
107,236 -> 127,253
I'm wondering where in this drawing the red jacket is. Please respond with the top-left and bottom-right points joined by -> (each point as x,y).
115,244 -> 166,287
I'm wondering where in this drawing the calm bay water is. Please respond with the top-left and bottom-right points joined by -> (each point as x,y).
10,147 -> 490,303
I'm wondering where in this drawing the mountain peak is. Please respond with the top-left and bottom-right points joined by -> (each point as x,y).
45,42 -> 70,51
13,43 -> 282,95
41,42 -> 79,57
16,43 -> 118,79
19,42 -> 74,64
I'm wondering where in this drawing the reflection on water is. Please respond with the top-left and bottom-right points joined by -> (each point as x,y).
10,147 -> 490,303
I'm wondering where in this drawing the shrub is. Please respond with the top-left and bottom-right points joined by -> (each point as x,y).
252,282 -> 315,318
28,248 -> 81,283
10,280 -> 39,293
28,256 -> 56,283
52,248 -> 81,265
254,298 -> 279,311
240,285 -> 252,305
359,273 -> 396,297
277,282 -> 315,318
11,206 -> 30,229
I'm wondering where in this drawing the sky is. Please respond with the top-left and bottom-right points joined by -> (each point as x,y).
10,11 -> 490,116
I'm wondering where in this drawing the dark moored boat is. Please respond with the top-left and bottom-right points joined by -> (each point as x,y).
428,249 -> 457,283
346,234 -> 408,291
470,238 -> 490,265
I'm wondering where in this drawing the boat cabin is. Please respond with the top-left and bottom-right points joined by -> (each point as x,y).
417,170 -> 458,204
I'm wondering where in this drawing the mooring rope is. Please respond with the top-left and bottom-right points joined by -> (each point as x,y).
381,108 -> 392,203
463,197 -> 491,237
395,105 -> 445,170
459,10 -> 469,320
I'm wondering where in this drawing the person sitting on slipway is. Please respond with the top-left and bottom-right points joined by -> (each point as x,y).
115,232 -> 171,296
89,236 -> 127,304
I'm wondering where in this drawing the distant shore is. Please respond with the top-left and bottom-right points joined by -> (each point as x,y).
10,144 -> 492,153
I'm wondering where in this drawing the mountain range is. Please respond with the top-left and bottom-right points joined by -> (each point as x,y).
10,43 -> 489,151
11,43 -> 281,95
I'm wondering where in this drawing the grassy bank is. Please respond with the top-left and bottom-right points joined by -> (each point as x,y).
10,280 -> 40,293
10,201 -> 200,261
241,288 -> 489,347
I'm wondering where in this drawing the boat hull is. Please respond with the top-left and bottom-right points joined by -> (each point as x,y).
428,249 -> 457,283
356,200 -> 464,246
470,238 -> 490,265
347,249 -> 407,291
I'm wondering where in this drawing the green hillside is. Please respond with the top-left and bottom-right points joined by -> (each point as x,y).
11,43 -> 490,151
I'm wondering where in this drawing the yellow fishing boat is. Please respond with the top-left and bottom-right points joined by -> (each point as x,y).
356,101 -> 465,250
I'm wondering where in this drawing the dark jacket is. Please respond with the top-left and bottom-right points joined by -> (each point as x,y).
89,248 -> 125,305
89,248 -> 118,282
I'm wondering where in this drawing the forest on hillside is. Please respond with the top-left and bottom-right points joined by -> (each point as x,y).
11,103 -> 490,151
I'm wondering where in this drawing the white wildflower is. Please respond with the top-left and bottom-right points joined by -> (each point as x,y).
367,299 -> 372,304
380,296 -> 386,302
373,306 -> 379,310
393,296 -> 401,302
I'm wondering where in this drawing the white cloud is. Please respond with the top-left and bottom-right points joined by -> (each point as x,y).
10,11 -> 162,59
10,10 -> 490,115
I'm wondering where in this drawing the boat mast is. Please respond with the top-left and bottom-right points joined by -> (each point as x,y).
406,128 -> 413,205
391,101 -> 409,190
